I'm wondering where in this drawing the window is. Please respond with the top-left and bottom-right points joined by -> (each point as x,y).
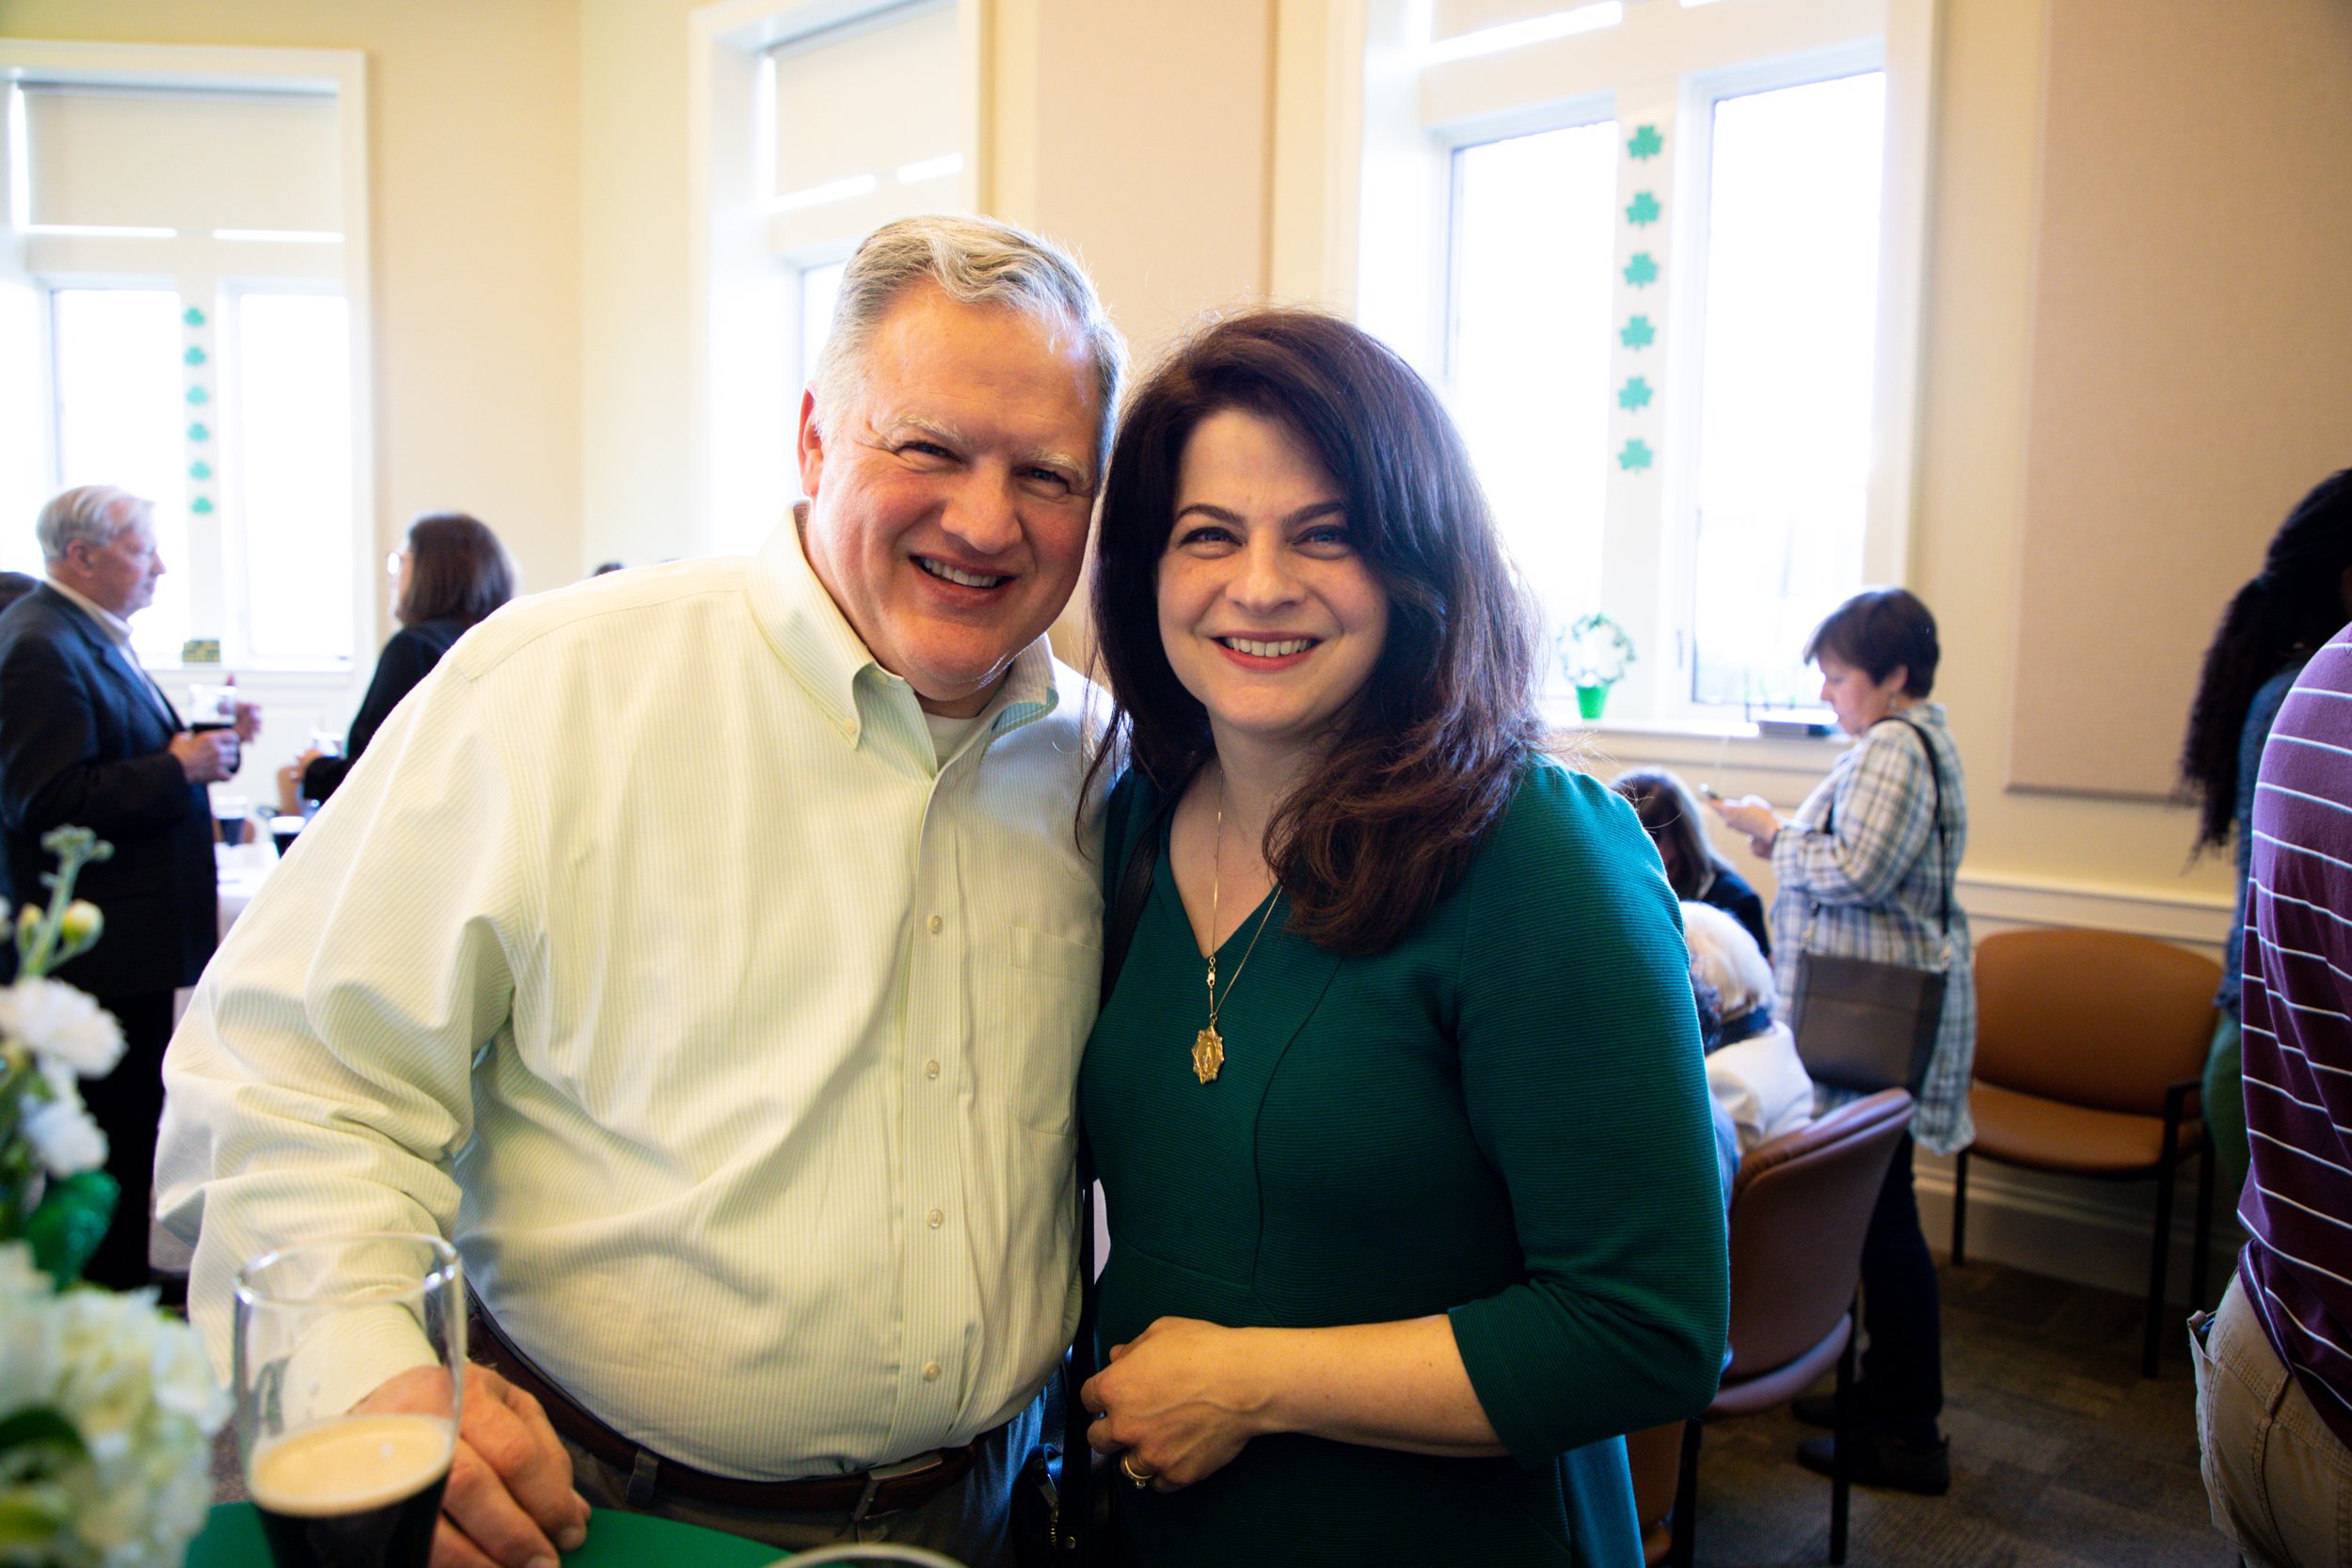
796,258 -> 845,394
695,0 -> 980,555
1361,0 -> 1934,727
1448,122 -> 1618,647
48,288 -> 189,661
3,53 -> 371,669
1690,71 -> 1886,709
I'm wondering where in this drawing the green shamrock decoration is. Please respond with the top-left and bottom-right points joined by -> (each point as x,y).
183,346 -> 207,366
1618,438 -> 1655,472
1623,252 -> 1659,288
184,386 -> 209,405
1628,124 -> 1663,160
1617,376 -> 1654,411
1626,191 -> 1661,226
191,497 -> 215,515
189,460 -> 212,481
187,422 -> 210,442
182,306 -> 206,327
1620,315 -> 1656,350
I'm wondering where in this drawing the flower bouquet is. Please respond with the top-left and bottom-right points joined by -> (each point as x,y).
0,828 -> 229,1567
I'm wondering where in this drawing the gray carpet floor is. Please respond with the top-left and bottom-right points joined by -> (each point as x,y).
1684,1258 -> 2233,1567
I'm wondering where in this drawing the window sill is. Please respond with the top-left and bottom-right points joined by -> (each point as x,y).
1547,704 -> 1851,776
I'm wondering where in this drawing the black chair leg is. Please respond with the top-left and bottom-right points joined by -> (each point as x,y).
1832,1305 -> 1858,1565
1950,1147 -> 1969,1267
1670,1418 -> 1701,1568
2146,1148 -> 2178,1378
2192,1135 -> 2217,1313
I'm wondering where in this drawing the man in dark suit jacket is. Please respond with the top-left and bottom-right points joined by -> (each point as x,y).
0,485 -> 250,1288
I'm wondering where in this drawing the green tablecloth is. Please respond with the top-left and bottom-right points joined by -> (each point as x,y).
189,1503 -> 785,1567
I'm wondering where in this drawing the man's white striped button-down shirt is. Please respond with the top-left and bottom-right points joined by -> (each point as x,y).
158,522 -> 1104,1477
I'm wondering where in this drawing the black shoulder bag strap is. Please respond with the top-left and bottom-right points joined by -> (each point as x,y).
1056,782 -> 1169,1562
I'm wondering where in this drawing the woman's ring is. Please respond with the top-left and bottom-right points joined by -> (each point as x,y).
1119,1452 -> 1153,1488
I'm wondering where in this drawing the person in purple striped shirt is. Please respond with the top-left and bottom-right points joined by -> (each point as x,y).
2192,619 -> 2352,1567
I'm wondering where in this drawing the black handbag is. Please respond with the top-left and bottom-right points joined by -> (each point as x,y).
1788,719 -> 1953,1097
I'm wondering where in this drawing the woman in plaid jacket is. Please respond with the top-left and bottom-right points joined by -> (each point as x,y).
1711,587 -> 1969,1499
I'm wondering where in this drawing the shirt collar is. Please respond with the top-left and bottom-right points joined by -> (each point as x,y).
748,506 -> 1060,751
43,576 -> 134,646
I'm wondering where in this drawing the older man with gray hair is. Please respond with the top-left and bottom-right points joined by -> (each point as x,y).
0,485 -> 254,1290
159,215 -> 1125,1567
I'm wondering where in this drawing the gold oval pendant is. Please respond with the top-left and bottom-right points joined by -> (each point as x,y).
1191,1025 -> 1224,1084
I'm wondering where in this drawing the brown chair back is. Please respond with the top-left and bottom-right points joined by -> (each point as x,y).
1724,1089 -> 1914,1381
1973,928 -> 2220,1115
1623,1421 -> 1683,1564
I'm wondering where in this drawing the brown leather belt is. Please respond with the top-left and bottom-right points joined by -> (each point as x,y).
467,1291 -> 980,1518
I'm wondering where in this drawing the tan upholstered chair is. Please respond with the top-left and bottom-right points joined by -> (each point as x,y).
1625,1420 -> 1682,1565
1954,928 -> 2221,1377
1666,1089 -> 1915,1568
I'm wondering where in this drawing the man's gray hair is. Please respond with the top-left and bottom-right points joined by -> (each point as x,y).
812,214 -> 1127,475
36,485 -> 151,566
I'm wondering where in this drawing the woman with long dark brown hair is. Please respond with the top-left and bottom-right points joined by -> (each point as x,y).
1073,309 -> 1726,1565
283,511 -> 515,808
2179,469 -> 2352,1191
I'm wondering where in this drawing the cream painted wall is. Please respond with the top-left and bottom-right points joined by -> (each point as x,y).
580,0 -> 699,571
1905,0 -> 2226,909
0,0 -> 587,615
9,0 -> 2234,914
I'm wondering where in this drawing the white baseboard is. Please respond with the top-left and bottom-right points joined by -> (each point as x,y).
1914,1148 -> 2241,1306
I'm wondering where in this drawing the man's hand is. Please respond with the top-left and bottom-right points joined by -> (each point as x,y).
232,696 -> 263,742
169,729 -> 240,784
357,1364 -> 592,1568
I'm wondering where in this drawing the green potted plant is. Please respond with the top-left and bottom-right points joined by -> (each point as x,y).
1558,613 -> 1636,721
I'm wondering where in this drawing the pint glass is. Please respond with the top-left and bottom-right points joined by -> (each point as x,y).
233,1233 -> 464,1568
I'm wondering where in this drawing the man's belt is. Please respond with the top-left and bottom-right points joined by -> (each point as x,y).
466,1291 -> 980,1518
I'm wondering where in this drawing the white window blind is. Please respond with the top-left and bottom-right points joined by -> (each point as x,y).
765,2 -> 963,253
24,86 -> 340,235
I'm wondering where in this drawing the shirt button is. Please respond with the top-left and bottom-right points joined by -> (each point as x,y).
922,1360 -> 942,1382
928,1208 -> 944,1228
925,1059 -> 941,1080
927,914 -> 943,935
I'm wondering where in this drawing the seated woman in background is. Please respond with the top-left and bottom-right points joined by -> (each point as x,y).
1614,768 -> 1770,957
280,512 -> 514,810
1681,899 -> 1813,1153
1076,308 -> 1726,1567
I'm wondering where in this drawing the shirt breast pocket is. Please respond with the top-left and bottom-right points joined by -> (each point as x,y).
993,925 -> 1101,1135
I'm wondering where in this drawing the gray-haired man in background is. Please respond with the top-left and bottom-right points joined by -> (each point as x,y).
160,215 -> 1124,1567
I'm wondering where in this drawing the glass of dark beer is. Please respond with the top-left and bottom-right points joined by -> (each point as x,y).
233,1233 -> 465,1568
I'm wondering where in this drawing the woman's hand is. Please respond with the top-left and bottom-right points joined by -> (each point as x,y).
1708,793 -> 1783,860
1081,1317 -> 1268,1491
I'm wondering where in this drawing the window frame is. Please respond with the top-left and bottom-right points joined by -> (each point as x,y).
1343,0 -> 1938,736
1,40 -> 374,674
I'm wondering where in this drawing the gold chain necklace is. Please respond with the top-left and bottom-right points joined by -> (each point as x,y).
1194,778 -> 1282,1085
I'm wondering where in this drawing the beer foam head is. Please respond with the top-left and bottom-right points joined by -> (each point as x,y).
249,1413 -> 454,1517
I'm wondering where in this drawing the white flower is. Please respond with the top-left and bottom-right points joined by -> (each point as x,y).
0,977 -> 125,1080
0,1260 -> 229,1567
23,1093 -> 108,1178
